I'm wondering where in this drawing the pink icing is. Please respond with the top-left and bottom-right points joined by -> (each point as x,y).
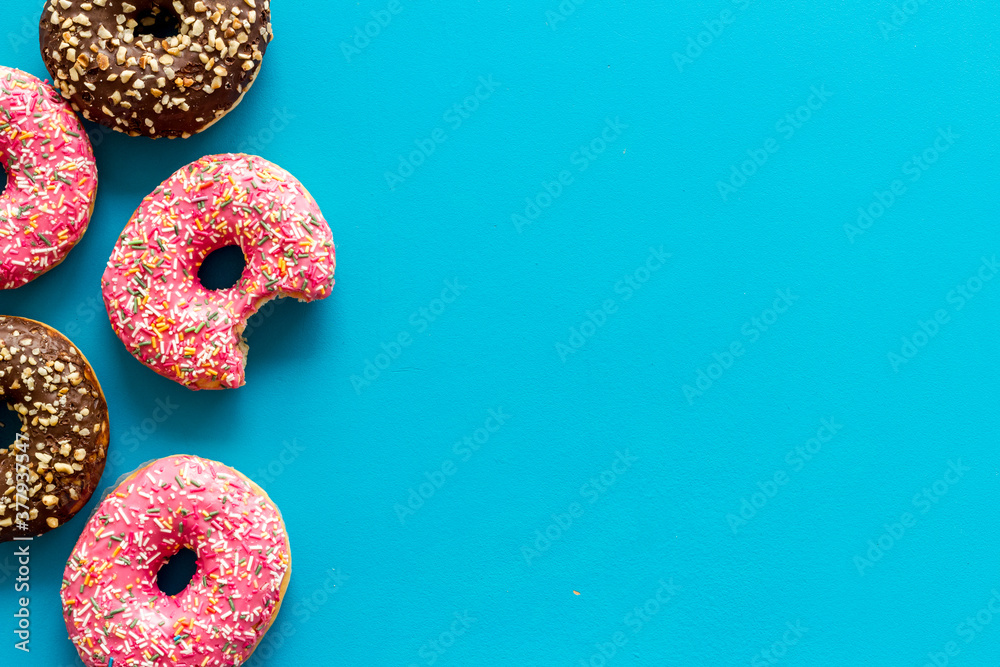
0,66 -> 98,290
101,153 -> 335,390
61,455 -> 291,667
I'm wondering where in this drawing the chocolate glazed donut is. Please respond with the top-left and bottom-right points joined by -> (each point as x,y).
38,0 -> 273,138
0,317 -> 110,542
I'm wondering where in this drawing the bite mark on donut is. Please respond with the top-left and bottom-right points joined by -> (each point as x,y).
102,154 -> 336,390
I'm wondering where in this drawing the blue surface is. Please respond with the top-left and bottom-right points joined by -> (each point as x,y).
2,1 -> 1000,665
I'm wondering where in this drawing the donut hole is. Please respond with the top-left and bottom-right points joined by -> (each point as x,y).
198,245 -> 247,291
0,402 -> 22,452
136,5 -> 181,39
156,547 -> 199,596
0,166 -> 7,198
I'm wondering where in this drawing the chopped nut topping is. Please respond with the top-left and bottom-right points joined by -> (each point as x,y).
39,0 -> 273,137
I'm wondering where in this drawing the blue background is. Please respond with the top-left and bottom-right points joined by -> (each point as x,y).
2,0 -> 1000,665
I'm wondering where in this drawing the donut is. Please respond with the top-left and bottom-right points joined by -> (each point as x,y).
61,455 -> 292,667
39,0 -> 273,139
1,66 -> 98,290
101,153 -> 336,390
0,316 -> 109,542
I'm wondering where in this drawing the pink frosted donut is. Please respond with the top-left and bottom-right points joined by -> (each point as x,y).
0,66 -> 98,290
101,153 -> 335,390
61,455 -> 292,667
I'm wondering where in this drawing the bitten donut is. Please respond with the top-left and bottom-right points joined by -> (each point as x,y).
1,66 -> 98,290
62,455 -> 292,667
39,0 -> 273,138
102,153 -> 336,390
0,316 -> 109,542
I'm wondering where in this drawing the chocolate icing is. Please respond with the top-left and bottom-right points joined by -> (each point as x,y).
39,0 -> 272,139
0,316 -> 110,541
